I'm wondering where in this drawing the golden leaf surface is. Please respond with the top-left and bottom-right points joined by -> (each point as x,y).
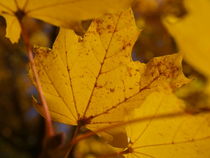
31,9 -> 189,145
163,0 -> 210,78
0,0 -> 133,43
123,92 -> 210,158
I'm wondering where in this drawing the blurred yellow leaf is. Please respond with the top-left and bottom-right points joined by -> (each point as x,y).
75,137 -> 120,158
30,9 -> 188,147
163,0 -> 210,78
122,92 -> 210,158
1,14 -> 21,43
0,0 -> 133,43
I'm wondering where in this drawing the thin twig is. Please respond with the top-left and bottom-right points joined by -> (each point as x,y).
70,109 -> 210,146
64,125 -> 81,158
17,17 -> 54,137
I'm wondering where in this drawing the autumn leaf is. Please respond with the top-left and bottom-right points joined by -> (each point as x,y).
30,9 -> 189,146
163,0 -> 210,109
121,92 -> 210,158
163,0 -> 210,79
0,0 -> 133,43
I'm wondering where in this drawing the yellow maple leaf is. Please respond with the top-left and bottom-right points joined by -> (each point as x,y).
163,0 -> 210,108
0,0 -> 133,43
163,0 -> 210,78
121,92 -> 210,158
30,9 -> 189,147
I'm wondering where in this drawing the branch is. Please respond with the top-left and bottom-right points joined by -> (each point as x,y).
17,16 -> 54,137
70,109 -> 210,146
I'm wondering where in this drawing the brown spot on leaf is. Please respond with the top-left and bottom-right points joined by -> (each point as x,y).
110,88 -> 115,92
107,24 -> 112,29
122,42 -> 132,50
96,84 -> 103,88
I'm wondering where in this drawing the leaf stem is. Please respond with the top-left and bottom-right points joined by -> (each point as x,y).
64,125 -> 81,158
18,18 -> 54,137
70,109 -> 210,146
